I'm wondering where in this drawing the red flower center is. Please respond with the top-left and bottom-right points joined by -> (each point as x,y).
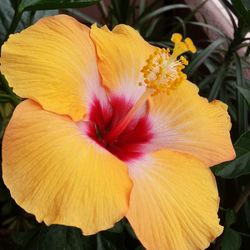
87,96 -> 153,162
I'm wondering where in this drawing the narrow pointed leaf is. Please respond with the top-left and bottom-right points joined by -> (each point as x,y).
237,86 -> 250,107
234,53 -> 248,134
137,4 -> 191,24
208,63 -> 226,101
185,38 -> 226,77
213,130 -> 250,178
20,0 -> 99,11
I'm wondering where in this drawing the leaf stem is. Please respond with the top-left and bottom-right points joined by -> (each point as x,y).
233,182 -> 250,213
98,1 -> 108,22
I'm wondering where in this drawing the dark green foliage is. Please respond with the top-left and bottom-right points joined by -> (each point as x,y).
6,220 -> 141,250
12,225 -> 97,250
220,210 -> 242,250
185,38 -> 227,77
213,131 -> 250,178
232,0 -> 250,26
0,0 -> 58,45
19,0 -> 100,11
0,0 -> 99,45
237,86 -> 250,106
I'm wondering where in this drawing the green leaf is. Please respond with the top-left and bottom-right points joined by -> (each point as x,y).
19,0 -> 99,11
170,16 -> 186,37
42,226 -> 68,249
97,233 -> 126,250
144,17 -> 160,38
0,179 -> 10,202
225,209 -> 237,227
107,220 -> 124,234
139,0 -> 146,16
12,228 -> 39,247
0,73 -> 22,106
13,225 -> 97,250
136,246 -> 146,250
124,219 -> 137,239
232,0 -> 250,26
244,200 -> 250,228
95,220 -> 127,250
213,130 -> 250,178
168,0 -> 208,35
198,73 -> 216,90
237,86 -> 250,107
208,63 -> 227,101
13,224 -> 128,250
221,228 -> 242,250
0,0 -> 13,42
137,4 -> 191,25
187,21 -> 226,37
203,56 -> 220,74
234,53 -> 248,135
220,209 -> 242,250
0,0 -> 57,44
110,0 -> 131,23
185,38 -> 226,77
242,0 -> 250,10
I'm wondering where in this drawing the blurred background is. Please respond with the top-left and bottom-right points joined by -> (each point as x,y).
0,0 -> 250,249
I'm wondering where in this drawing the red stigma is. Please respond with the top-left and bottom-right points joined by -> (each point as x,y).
86,96 -> 153,162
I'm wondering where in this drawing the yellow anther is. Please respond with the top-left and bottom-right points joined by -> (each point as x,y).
185,37 -> 196,53
171,33 -> 183,43
158,57 -> 163,64
140,48 -> 186,95
140,33 -> 196,96
180,56 -> 188,65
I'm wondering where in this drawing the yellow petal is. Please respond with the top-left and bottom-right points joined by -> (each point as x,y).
2,100 -> 132,235
126,150 -> 223,250
0,15 -> 100,121
149,80 -> 235,166
90,24 -> 154,100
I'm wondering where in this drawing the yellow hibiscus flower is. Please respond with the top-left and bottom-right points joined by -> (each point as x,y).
0,15 -> 235,250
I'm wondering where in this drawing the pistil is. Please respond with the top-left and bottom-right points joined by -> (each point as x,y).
104,88 -> 152,144
104,33 -> 196,144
